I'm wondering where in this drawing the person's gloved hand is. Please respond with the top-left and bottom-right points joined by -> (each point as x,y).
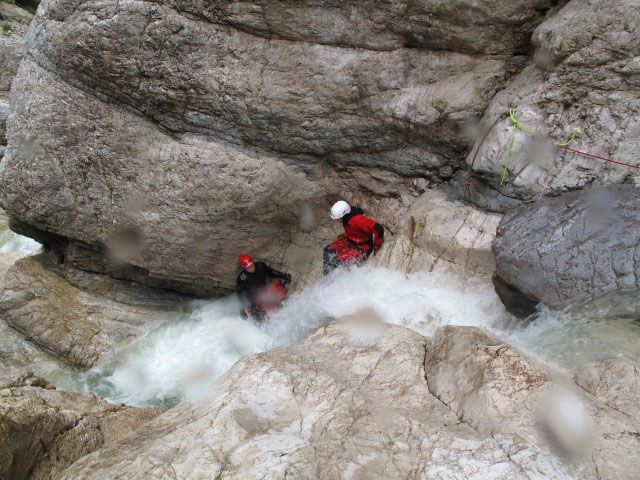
283,273 -> 292,285
240,310 -> 248,320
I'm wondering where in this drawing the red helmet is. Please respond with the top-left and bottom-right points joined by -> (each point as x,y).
238,254 -> 254,269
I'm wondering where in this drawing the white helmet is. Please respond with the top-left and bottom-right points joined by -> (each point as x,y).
330,200 -> 351,220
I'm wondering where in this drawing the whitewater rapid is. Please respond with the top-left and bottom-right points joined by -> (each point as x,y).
0,220 -> 40,256
48,264 -> 639,409
27,267 -> 511,409
1,225 -> 638,410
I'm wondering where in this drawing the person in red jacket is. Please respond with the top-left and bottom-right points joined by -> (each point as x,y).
323,201 -> 384,275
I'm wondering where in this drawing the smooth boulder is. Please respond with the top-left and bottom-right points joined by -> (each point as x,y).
58,318 -> 639,479
372,189 -> 501,277
426,325 -> 640,479
493,185 -> 640,313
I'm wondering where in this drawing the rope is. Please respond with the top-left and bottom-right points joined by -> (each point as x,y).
557,145 -> 640,170
500,108 -> 639,185
500,113 -> 519,185
501,108 -> 578,185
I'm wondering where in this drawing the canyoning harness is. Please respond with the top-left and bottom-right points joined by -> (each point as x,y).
341,206 -> 384,254
323,206 -> 385,275
249,279 -> 287,322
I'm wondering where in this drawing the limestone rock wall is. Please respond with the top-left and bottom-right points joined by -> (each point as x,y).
0,2 -> 33,156
372,189 -> 501,277
0,253 -> 188,367
0,365 -> 162,480
463,0 -> 640,209
0,0 -> 568,294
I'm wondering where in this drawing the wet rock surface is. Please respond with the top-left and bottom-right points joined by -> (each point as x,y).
58,318 -> 639,479
426,325 -> 640,479
493,185 -> 640,312
0,252 -> 188,367
574,359 -> 640,423
0,1 -> 33,152
372,189 -> 501,277
0,2 -> 32,93
0,365 -> 162,480
0,0 -> 566,293
0,99 -> 9,148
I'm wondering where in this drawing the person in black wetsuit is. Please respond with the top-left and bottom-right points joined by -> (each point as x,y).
236,254 -> 291,322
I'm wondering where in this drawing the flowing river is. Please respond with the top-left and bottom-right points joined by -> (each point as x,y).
1,228 -> 638,410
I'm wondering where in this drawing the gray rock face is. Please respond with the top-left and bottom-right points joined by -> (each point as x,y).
58,318 -> 639,479
372,189 -> 502,277
0,100 -> 8,147
426,326 -> 640,480
0,2 -> 33,150
0,0 -> 564,293
0,253 -> 188,367
464,0 -> 640,207
0,3 -> 32,93
574,359 -> 640,422
0,366 -> 162,480
169,0 -> 563,56
493,185 -> 640,312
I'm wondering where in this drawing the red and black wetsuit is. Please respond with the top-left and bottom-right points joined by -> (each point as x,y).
236,262 -> 289,321
323,206 -> 385,275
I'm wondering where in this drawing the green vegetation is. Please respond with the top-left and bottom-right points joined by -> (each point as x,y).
1,0 -> 37,14
1,22 -> 10,34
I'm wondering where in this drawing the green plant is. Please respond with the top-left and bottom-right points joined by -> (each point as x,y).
1,22 -> 10,34
1,0 -> 16,5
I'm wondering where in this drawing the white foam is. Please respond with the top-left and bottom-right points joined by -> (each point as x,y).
80,298 -> 271,407
69,266 -> 510,408
0,223 -> 40,256
263,266 -> 511,345
17,262 -> 640,410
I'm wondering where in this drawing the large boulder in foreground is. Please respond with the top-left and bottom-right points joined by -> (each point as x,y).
426,326 -> 640,479
0,0 -> 564,294
59,318 -> 639,479
0,253 -> 188,367
493,185 -> 640,313
0,366 -> 162,480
